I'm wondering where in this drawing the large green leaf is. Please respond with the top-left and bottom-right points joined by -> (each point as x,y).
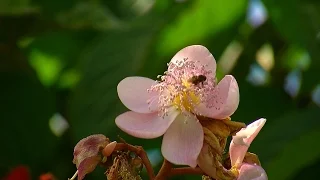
266,129 -> 320,180
156,0 -> 248,56
69,23 -> 160,143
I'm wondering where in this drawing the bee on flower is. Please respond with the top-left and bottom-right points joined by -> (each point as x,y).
116,45 -> 240,167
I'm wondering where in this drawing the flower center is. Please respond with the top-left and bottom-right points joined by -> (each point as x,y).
148,58 -> 216,117
172,83 -> 200,112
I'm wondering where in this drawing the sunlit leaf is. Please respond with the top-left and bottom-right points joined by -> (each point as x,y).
29,49 -> 63,87
157,0 -> 247,56
58,69 -> 80,89
26,31 -> 92,87
281,45 -> 311,71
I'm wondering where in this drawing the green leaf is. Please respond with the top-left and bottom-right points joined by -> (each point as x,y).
292,159 -> 320,180
103,0 -> 155,20
281,45 -> 311,71
266,129 -> 320,180
31,0 -> 76,16
156,0 -> 247,56
55,1 -> 120,30
262,0 -> 320,47
0,0 -> 38,15
26,31 -> 93,87
29,49 -> 63,87
69,24 -> 159,143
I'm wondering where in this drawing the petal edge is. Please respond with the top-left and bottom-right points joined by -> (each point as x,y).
115,111 -> 178,139
117,76 -> 158,113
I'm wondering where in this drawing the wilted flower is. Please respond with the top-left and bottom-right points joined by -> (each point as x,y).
72,134 -> 116,180
116,45 -> 239,167
229,118 -> 268,180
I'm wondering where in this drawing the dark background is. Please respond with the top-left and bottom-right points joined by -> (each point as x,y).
1,0 -> 320,179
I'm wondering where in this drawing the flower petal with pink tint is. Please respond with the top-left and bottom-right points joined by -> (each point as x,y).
197,143 -> 217,178
196,75 -> 239,119
117,76 -> 158,113
169,45 -> 216,76
237,163 -> 268,180
229,141 -> 249,168
161,113 -> 204,167
230,118 -> 266,167
115,110 -> 179,139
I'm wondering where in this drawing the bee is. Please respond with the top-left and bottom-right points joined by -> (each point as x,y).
188,75 -> 207,85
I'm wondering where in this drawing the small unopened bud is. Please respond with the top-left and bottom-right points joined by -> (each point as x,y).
102,141 -> 117,157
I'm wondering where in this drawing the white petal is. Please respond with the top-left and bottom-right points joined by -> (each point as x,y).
169,45 -> 216,76
115,110 -> 178,139
117,76 -> 158,113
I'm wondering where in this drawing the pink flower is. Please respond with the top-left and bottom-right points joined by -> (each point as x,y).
230,118 -> 268,180
115,45 -> 239,167
237,164 -> 267,180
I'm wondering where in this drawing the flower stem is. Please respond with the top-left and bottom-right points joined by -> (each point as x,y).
68,170 -> 78,180
154,159 -> 172,180
113,143 -> 155,179
108,142 -> 207,179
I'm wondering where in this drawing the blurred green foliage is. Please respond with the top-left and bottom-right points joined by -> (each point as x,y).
1,0 -> 320,179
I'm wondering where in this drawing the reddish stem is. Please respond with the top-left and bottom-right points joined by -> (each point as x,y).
154,159 -> 172,180
112,143 -> 206,179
